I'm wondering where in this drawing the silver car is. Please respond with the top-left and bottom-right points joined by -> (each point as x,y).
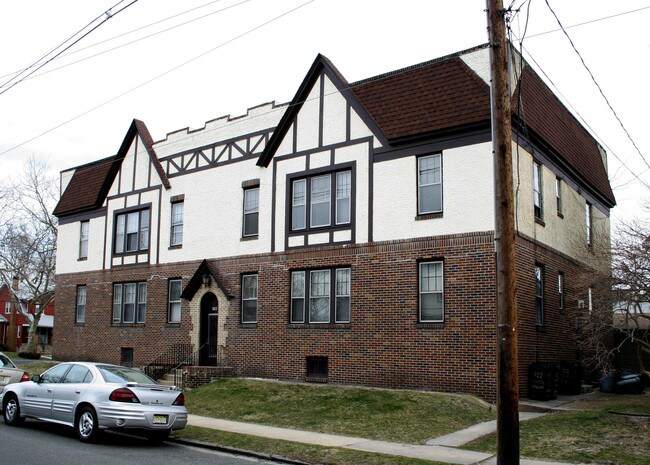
0,352 -> 29,393
1,362 -> 188,443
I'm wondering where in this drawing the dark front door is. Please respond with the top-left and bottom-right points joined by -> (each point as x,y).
199,293 -> 218,366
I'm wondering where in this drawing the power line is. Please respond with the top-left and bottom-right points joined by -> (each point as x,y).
0,0 -> 316,157
0,0 -> 242,83
543,0 -> 650,173
0,0 -> 140,96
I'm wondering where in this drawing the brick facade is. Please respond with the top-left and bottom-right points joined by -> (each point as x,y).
54,231 -> 588,401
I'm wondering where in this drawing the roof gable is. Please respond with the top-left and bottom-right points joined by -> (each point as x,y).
257,54 -> 387,167
181,259 -> 234,301
53,119 -> 170,218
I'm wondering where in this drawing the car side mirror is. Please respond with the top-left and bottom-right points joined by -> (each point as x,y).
31,374 -> 42,383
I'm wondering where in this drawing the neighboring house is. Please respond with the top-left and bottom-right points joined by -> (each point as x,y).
52,45 -> 615,400
0,284 -> 55,350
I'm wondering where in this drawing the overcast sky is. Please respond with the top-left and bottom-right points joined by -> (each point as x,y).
0,0 -> 648,225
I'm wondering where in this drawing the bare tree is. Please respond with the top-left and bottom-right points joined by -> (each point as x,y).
0,156 -> 58,353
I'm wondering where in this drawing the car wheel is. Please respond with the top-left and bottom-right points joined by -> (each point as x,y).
76,406 -> 100,443
148,429 -> 171,443
3,395 -> 24,426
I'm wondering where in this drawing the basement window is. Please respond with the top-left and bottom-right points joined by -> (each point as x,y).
306,356 -> 328,379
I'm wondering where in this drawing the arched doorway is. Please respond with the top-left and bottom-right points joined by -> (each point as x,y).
199,292 -> 218,366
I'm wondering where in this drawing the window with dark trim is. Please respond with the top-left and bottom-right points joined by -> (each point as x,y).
417,154 -> 442,215
533,161 -> 543,220
555,177 -> 563,216
243,187 -> 259,237
535,265 -> 544,326
112,282 -> 147,324
79,221 -> 89,259
5,302 -> 10,314
419,261 -> 444,322
290,267 -> 351,324
290,169 -> 351,232
241,274 -> 258,323
76,285 -> 87,324
306,356 -> 328,378
114,208 -> 150,254
586,202 -> 593,247
168,279 -> 182,323
558,272 -> 564,313
170,201 -> 184,246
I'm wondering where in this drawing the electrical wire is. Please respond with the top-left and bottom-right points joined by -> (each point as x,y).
543,0 -> 650,172
0,0 -> 247,84
0,0 -> 316,157
0,0 -> 140,96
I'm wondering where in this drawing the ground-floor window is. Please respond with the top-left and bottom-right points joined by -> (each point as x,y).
291,267 -> 351,324
241,274 -> 258,323
306,356 -> 328,378
419,261 -> 444,322
113,282 -> 147,324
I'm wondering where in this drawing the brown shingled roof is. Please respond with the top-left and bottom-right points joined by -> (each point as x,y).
351,56 -> 491,141
512,65 -> 615,206
52,155 -> 119,217
53,119 -> 170,218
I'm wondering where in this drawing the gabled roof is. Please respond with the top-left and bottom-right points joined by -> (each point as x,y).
181,259 -> 234,301
512,65 -> 615,206
53,119 -> 170,218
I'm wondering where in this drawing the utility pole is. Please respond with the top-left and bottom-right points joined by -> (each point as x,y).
486,1 -> 520,464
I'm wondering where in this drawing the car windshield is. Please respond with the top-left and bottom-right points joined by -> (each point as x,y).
97,365 -> 157,384
0,354 -> 15,368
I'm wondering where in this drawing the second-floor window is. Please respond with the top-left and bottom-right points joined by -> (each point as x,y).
558,272 -> 564,313
555,177 -> 563,216
79,221 -> 89,259
113,282 -> 147,324
114,208 -> 150,254
533,161 -> 543,220
418,154 -> 442,215
291,169 -> 352,231
170,202 -> 184,246
243,187 -> 259,237
4,301 -> 10,314
586,202 -> 593,246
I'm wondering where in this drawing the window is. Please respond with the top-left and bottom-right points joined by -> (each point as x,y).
419,261 -> 444,322
535,265 -> 544,326
4,302 -> 10,314
243,188 -> 259,237
533,161 -> 543,220
306,356 -> 328,378
291,267 -> 351,324
76,286 -> 86,324
588,287 -> 593,314
558,272 -> 564,313
121,348 -> 134,368
41,364 -> 71,384
241,274 -> 258,323
79,221 -> 89,259
418,154 -> 442,215
112,282 -> 147,324
586,202 -> 593,246
555,177 -> 563,216
168,279 -> 182,323
114,208 -> 150,254
290,169 -> 352,231
170,202 -> 184,246
63,365 -> 92,384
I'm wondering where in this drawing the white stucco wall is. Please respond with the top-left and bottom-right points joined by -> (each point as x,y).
55,216 -> 106,274
373,142 -> 495,241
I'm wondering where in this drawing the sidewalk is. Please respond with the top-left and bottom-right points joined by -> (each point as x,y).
185,398 -> 590,465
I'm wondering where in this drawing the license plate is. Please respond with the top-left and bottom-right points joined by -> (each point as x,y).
153,415 -> 168,425
0,376 -> 8,384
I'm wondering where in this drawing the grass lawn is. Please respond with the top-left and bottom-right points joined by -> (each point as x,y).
464,395 -> 650,465
185,378 -> 495,444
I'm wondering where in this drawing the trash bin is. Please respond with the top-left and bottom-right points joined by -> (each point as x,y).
528,363 -> 558,400
558,361 -> 583,395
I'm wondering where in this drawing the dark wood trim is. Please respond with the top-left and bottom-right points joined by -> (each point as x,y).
57,207 -> 107,226
318,73 -> 324,148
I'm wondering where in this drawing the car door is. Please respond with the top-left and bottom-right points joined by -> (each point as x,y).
22,364 -> 71,419
52,365 -> 93,424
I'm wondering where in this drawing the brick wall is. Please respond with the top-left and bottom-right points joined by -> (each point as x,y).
54,231 -> 588,401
